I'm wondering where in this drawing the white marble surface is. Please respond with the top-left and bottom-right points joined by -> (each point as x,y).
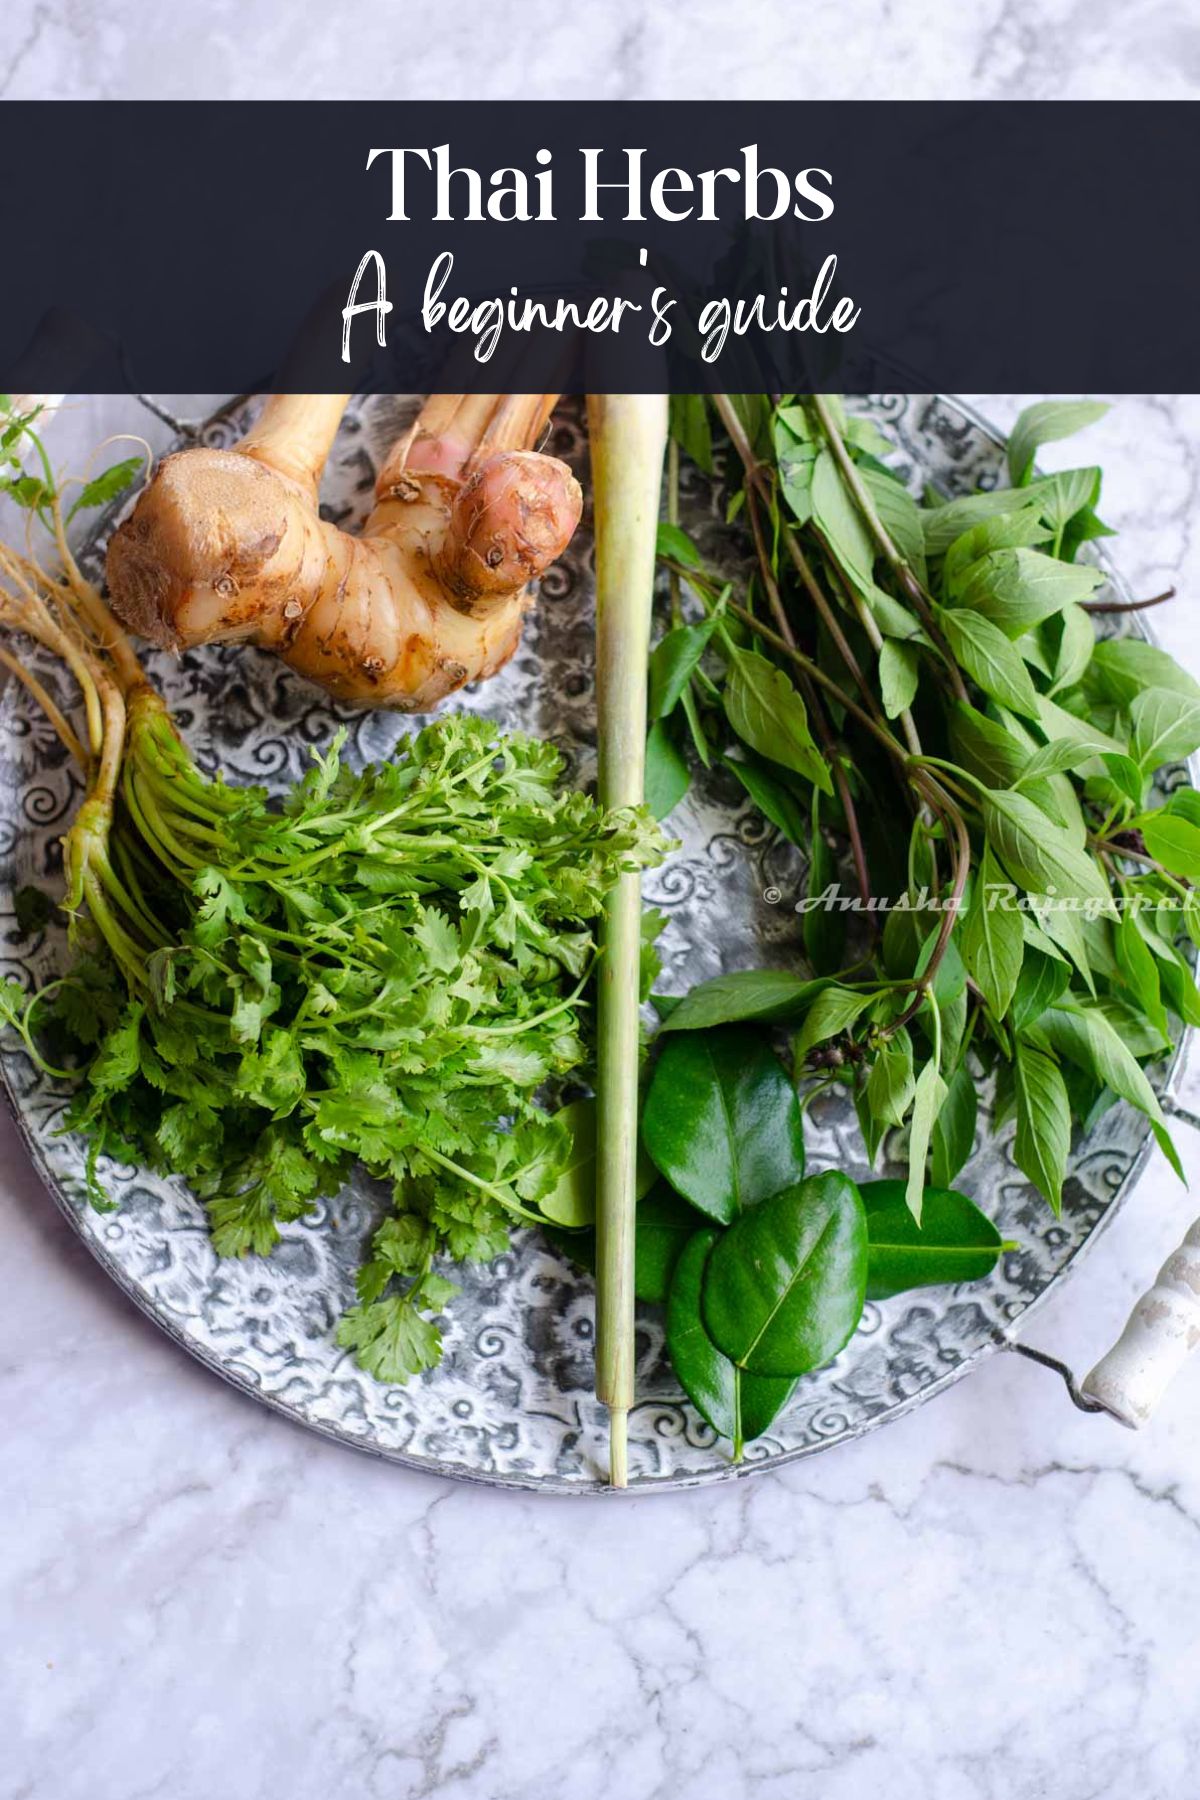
5,12 -> 1200,1791
4,0 -> 1200,99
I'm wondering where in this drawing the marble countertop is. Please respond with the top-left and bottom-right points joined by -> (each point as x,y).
4,13 -> 1200,1789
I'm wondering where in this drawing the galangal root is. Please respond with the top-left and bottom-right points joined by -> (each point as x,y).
106,393 -> 582,710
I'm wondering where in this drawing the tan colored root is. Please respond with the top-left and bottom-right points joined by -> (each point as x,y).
105,393 -> 581,712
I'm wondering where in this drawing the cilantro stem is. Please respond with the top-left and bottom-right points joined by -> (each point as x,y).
419,1145 -> 548,1226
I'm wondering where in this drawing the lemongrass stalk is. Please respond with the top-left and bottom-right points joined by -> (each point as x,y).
587,393 -> 669,1488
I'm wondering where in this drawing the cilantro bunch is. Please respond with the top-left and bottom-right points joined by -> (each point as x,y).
50,709 -> 662,1379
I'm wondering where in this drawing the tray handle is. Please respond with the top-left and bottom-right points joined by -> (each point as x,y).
1081,1216 -> 1200,1427
1081,1091 -> 1200,1427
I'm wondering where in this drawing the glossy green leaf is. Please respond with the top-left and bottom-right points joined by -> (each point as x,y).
861,1179 -> 1003,1298
642,1027 -> 806,1224
634,1186 -> 709,1304
1097,751 -> 1145,808
669,395 -> 714,474
655,520 -> 704,568
943,508 -> 1054,595
667,1229 -> 796,1450
1017,733 -> 1118,784
703,1171 -> 868,1377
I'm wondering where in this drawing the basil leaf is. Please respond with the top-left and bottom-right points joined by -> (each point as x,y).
1097,751 -> 1146,808
724,648 -> 832,793
931,1064 -> 979,1188
1114,913 -> 1170,1042
1166,788 -> 1200,827
655,520 -> 704,568
879,637 -> 919,720
948,700 -> 1030,788
1049,604 -> 1095,695
794,985 -> 874,1063
659,970 -> 828,1032
961,844 -> 1024,1018
905,1059 -> 947,1223
642,1027 -> 806,1224
667,1229 -> 796,1448
865,1027 -> 915,1129
960,548 -> 1103,639
649,618 -> 716,719
1038,465 -> 1103,532
982,788 -> 1114,914
1157,947 -> 1200,1028
644,719 -> 690,821
861,1178 -> 1001,1297
1138,810 -> 1200,881
1087,638 -> 1200,708
724,751 -> 808,846
923,485 -> 1049,559
1039,1003 -> 1182,1179
1007,400 -> 1109,486
1093,994 -> 1172,1059
1013,1040 -> 1071,1214
1009,945 -> 1071,1034
943,508 -> 1054,595
940,608 -> 1041,718
811,446 -> 876,587
863,466 -> 927,584
1016,734 -> 1117,784
703,1171 -> 868,1377
1130,687 -> 1200,774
